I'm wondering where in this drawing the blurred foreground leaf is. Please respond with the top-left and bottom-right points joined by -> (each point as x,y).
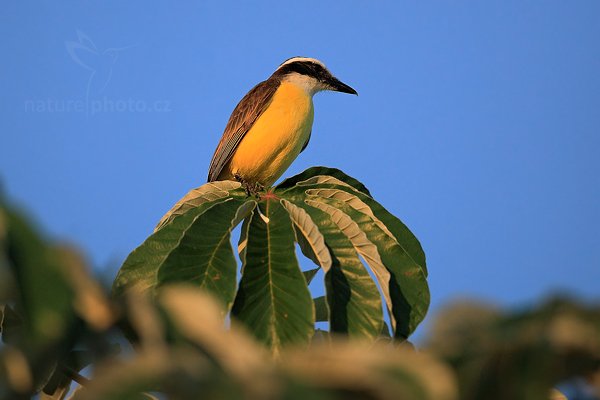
426,298 -> 600,400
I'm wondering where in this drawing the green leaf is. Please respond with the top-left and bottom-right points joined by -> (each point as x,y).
279,173 -> 429,338
302,200 -> 387,338
0,304 -> 23,344
283,178 -> 427,276
157,200 -> 255,310
113,197 -> 236,297
302,268 -> 319,285
42,350 -> 95,399
5,210 -> 75,345
52,245 -> 114,331
67,349 -> 241,400
380,321 -> 391,338
307,193 -> 429,338
277,166 -> 371,196
157,285 -> 268,381
282,195 -> 383,340
237,211 -> 252,269
339,188 -> 428,277
231,199 -> 314,356
281,199 -> 332,272
282,341 -> 457,400
154,181 -> 245,231
427,298 -> 600,400
313,296 -> 328,322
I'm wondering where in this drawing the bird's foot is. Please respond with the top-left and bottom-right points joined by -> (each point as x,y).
234,173 -> 265,198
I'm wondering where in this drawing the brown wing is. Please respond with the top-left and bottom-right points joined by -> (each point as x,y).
300,130 -> 311,153
207,79 -> 280,182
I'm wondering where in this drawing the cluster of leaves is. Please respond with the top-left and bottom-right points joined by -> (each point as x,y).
0,197 -> 452,399
113,167 -> 430,354
425,300 -> 600,400
1,166 -> 599,399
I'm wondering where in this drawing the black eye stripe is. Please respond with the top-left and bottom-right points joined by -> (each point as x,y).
273,61 -> 328,80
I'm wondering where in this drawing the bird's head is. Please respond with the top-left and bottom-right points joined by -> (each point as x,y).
272,57 -> 358,96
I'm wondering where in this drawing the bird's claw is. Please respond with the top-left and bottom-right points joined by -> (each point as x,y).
234,173 -> 265,198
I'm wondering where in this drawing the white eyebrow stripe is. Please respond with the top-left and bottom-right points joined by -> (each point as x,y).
277,57 -> 326,70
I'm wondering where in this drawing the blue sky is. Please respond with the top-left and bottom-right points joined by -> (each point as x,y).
1,2 -> 599,335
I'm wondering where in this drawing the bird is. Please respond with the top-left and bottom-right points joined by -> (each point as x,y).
207,57 -> 357,194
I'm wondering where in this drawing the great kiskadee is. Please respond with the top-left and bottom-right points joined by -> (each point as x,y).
207,57 -> 357,191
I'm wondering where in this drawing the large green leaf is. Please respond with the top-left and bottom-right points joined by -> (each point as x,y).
307,193 -> 429,338
331,186 -> 428,276
113,197 -> 235,296
301,199 -> 387,338
281,192 -> 383,340
154,181 -> 246,231
277,172 -> 429,338
277,166 -> 372,196
281,199 -> 332,272
113,180 -> 247,296
156,200 -> 255,310
231,199 -> 314,356
279,172 -> 427,276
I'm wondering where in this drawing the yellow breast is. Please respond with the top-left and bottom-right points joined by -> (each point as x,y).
224,81 -> 314,187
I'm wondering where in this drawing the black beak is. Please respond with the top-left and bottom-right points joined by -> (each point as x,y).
327,76 -> 358,95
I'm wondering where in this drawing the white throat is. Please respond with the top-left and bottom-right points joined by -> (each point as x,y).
282,72 -> 327,96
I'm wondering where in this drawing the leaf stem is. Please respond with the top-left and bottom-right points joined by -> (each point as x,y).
60,364 -> 90,386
